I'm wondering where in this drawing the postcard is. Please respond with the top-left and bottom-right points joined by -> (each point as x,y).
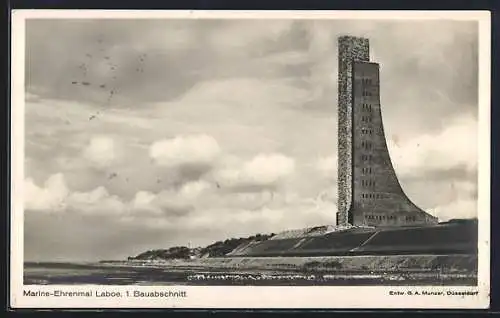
10,9 -> 491,309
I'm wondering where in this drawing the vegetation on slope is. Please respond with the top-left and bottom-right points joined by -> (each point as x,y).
128,246 -> 192,261
128,233 -> 275,261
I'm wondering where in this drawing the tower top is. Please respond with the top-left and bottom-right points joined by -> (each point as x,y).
338,35 -> 369,44
337,35 -> 370,64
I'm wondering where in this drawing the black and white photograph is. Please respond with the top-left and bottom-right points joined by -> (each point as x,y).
10,10 -> 490,309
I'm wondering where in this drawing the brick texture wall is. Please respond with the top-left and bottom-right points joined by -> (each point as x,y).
337,36 -> 370,226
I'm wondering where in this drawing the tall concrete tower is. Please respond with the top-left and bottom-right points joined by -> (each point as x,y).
337,36 -> 438,227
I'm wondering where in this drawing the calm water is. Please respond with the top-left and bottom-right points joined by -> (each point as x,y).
24,262 -> 477,286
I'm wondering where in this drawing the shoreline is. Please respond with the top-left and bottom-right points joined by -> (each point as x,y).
24,254 -> 478,285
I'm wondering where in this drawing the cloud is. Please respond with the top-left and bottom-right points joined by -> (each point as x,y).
149,134 -> 220,173
130,189 -> 195,218
68,186 -> 125,216
24,173 -> 69,212
239,154 -> 295,184
148,134 -> 222,186
24,173 -> 197,218
83,136 -> 116,167
388,114 -> 478,178
215,153 -> 295,192
70,186 -> 110,204
429,199 -> 477,222
130,191 -> 166,217
221,191 -> 338,234
25,173 -> 125,216
179,180 -> 212,199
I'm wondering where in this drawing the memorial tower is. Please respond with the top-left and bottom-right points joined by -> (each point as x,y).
337,36 -> 438,227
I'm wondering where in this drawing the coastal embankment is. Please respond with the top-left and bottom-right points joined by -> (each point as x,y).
106,254 -> 477,273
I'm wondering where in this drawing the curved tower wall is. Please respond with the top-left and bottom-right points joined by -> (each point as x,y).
351,62 -> 438,227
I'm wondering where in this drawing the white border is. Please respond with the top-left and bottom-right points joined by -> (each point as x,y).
10,10 -> 491,309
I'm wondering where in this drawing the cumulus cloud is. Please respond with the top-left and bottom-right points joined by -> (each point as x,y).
24,173 -> 198,219
150,134 -> 220,166
83,136 -> 116,167
130,189 -> 195,218
24,173 -> 69,212
388,114 -> 478,177
25,173 -> 125,216
24,170 -> 334,232
68,186 -> 125,216
130,191 -> 165,217
215,153 -> 295,192
129,180 -> 214,219
149,134 -> 221,183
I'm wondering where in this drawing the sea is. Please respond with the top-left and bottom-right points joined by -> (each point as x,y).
23,262 -> 477,286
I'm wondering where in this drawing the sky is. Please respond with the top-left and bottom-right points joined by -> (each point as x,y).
23,18 -> 479,262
